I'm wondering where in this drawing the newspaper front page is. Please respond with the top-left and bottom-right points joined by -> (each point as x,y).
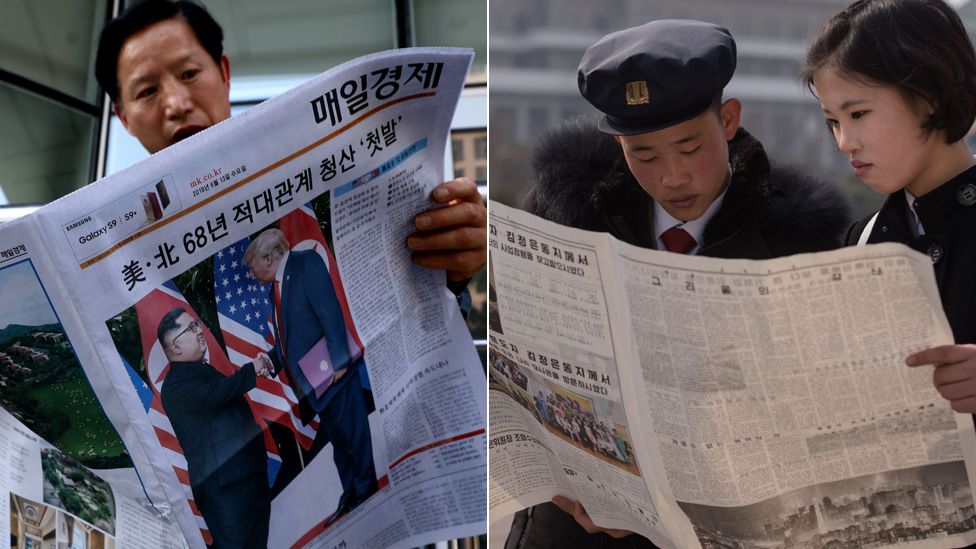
486,208 -> 677,547
0,48 -> 486,549
489,200 -> 976,549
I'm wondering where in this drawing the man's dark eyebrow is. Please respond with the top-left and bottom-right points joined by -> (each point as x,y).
123,53 -> 198,93
628,132 -> 702,153
124,74 -> 156,96
671,132 -> 702,146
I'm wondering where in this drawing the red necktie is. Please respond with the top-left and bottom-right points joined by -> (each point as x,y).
661,225 -> 696,254
273,280 -> 288,361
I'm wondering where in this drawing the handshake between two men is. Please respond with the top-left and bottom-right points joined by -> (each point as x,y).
250,352 -> 348,389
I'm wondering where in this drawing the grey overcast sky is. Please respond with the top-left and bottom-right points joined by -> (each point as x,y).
0,261 -> 58,329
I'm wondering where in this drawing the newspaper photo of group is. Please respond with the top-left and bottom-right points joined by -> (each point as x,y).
489,350 -> 637,475
105,195 -> 380,545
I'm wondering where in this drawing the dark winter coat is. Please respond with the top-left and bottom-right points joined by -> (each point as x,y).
525,119 -> 850,258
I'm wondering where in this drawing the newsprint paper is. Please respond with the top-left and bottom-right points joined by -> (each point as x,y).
488,200 -> 976,549
0,48 -> 486,549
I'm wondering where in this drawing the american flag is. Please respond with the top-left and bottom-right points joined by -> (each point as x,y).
213,235 -> 318,458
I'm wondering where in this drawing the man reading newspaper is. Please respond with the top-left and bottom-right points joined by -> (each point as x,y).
92,0 -> 487,544
94,0 -> 486,298
509,19 -> 850,548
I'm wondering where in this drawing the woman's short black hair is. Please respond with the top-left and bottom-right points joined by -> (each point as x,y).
801,0 -> 976,143
95,0 -> 223,104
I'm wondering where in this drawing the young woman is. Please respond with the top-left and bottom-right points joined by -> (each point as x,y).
802,0 -> 976,412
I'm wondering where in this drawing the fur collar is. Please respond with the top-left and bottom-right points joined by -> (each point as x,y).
528,118 -> 849,250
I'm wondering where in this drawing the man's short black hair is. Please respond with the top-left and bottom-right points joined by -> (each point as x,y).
801,0 -> 976,143
95,0 -> 224,104
709,94 -> 723,116
157,307 -> 187,348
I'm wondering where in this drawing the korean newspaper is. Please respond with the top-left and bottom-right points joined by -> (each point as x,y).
490,200 -> 976,549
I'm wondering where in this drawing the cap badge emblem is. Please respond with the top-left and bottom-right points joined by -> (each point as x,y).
625,81 -> 650,106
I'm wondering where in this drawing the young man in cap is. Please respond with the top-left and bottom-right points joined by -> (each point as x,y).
508,19 -> 850,548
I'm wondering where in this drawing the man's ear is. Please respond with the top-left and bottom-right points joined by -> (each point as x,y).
113,102 -> 130,132
719,98 -> 742,140
166,338 -> 181,359
219,53 -> 231,92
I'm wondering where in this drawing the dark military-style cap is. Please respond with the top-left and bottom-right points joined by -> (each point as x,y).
578,19 -> 737,135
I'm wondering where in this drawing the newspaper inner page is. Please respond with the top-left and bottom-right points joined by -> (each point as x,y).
612,237 -> 976,549
488,203 -> 678,547
22,48 -> 485,549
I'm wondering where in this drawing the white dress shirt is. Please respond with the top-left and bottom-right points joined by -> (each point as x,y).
653,166 -> 732,255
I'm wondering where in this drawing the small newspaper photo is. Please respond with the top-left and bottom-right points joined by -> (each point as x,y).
488,200 -> 976,549
0,48 -> 486,549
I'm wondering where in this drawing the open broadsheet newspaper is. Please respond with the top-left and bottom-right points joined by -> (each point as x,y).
488,201 -> 976,549
0,48 -> 486,549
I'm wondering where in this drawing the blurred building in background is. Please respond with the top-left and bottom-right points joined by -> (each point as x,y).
490,0 -> 976,219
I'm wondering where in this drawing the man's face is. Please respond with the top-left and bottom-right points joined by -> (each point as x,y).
247,250 -> 280,284
166,313 -> 207,362
615,99 -> 741,222
114,17 -> 231,154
